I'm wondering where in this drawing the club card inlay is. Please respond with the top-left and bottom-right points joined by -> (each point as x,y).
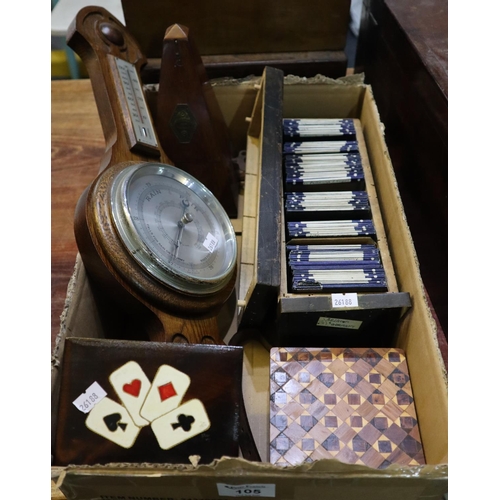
269,347 -> 425,468
151,399 -> 211,450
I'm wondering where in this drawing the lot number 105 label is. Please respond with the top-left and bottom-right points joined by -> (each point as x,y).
217,483 -> 276,497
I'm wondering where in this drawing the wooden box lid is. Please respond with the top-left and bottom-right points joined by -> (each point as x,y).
121,0 -> 351,59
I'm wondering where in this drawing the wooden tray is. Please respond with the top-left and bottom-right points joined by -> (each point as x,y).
241,72 -> 412,347
237,67 -> 284,330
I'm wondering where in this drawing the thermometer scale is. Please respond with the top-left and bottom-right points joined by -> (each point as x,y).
114,57 -> 158,150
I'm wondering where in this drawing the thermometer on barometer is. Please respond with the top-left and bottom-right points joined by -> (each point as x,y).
115,57 -> 158,150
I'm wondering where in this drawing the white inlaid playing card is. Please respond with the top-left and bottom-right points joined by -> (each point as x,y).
85,397 -> 141,448
109,360 -> 151,427
151,399 -> 210,450
139,364 -> 191,422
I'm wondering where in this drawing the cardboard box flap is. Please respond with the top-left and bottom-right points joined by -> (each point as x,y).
358,89 -> 448,465
56,457 -> 448,500
57,455 -> 449,476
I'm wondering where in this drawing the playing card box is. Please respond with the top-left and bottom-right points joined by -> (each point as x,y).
51,75 -> 447,499
53,338 -> 243,466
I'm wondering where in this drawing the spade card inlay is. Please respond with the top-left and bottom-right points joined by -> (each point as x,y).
85,396 -> 141,448
104,413 -> 127,432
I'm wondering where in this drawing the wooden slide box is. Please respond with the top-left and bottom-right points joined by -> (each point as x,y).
239,70 -> 412,348
51,74 -> 447,499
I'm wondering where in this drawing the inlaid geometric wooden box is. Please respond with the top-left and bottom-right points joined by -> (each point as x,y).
270,347 -> 425,468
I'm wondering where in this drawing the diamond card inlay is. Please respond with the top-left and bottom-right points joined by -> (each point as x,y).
269,347 -> 425,468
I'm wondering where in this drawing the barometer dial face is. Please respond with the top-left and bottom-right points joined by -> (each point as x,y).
110,163 -> 237,295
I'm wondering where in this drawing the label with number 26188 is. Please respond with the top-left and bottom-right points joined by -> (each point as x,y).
331,293 -> 359,308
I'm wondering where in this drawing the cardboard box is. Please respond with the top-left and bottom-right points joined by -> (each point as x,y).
51,74 -> 448,499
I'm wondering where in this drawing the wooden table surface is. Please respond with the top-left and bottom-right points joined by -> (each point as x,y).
51,78 -> 447,369
51,78 -> 105,350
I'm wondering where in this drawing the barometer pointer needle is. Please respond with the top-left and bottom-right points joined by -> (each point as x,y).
173,200 -> 193,260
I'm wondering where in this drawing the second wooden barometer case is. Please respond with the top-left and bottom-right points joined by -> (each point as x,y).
67,7 -> 237,345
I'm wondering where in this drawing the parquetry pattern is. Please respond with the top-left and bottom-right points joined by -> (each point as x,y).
269,347 -> 425,468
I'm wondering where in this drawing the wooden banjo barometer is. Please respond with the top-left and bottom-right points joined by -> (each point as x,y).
67,7 -> 237,345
